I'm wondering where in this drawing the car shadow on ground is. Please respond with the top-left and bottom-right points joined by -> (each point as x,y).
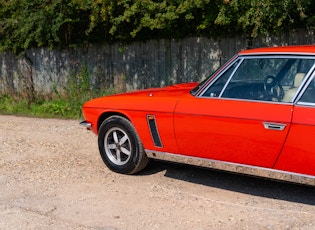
140,160 -> 315,205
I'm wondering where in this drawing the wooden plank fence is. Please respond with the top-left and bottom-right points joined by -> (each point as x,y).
0,30 -> 314,96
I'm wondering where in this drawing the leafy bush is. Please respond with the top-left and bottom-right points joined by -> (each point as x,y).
1,0 -> 314,54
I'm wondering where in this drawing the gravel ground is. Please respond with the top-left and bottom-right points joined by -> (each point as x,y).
0,115 -> 315,230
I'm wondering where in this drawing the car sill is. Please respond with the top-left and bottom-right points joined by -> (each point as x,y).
145,150 -> 315,186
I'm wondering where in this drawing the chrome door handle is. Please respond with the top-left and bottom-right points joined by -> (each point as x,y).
263,122 -> 286,131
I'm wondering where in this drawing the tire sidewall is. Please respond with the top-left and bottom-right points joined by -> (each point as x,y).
98,116 -> 142,174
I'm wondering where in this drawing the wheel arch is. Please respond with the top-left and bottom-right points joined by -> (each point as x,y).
97,112 -> 131,134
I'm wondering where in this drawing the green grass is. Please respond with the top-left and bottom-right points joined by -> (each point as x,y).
0,94 -> 89,119
0,67 -> 117,119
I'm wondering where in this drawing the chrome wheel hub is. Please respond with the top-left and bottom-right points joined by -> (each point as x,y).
104,127 -> 132,165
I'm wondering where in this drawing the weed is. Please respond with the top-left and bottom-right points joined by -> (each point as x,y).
0,66 -> 115,119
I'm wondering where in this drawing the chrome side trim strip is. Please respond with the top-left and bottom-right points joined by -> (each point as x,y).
145,150 -> 315,186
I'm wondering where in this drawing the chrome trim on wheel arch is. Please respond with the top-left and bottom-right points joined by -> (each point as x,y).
145,150 -> 315,186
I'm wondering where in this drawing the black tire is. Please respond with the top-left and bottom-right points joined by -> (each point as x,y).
98,115 -> 149,174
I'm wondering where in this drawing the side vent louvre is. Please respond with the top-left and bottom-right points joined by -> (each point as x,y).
147,115 -> 163,147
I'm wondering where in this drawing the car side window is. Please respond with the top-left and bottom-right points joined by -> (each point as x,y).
221,58 -> 289,101
201,61 -> 239,97
299,77 -> 315,104
202,57 -> 315,102
204,57 -> 315,102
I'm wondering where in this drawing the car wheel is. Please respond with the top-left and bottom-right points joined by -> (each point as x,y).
98,115 -> 149,174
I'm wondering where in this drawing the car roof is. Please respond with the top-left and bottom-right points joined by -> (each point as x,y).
239,45 -> 315,56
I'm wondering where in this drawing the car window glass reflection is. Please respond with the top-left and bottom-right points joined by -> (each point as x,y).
204,57 -> 315,102
299,77 -> 315,103
202,61 -> 239,97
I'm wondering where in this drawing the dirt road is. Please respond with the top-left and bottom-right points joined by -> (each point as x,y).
0,115 -> 315,229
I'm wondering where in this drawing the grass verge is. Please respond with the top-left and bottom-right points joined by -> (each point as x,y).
0,67 -> 116,119
0,94 -> 91,119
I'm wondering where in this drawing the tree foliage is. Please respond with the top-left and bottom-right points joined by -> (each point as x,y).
0,0 -> 315,54
0,0 -> 91,53
215,0 -> 313,37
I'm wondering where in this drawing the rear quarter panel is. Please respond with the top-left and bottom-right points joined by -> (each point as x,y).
275,105 -> 315,176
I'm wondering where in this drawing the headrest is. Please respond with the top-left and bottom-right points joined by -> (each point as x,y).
294,73 -> 306,88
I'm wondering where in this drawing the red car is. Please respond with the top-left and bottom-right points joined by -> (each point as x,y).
81,45 -> 315,186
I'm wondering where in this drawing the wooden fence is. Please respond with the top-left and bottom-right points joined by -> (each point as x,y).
0,30 -> 314,96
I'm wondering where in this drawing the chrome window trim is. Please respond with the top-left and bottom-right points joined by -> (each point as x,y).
296,102 -> 315,107
295,64 -> 315,104
196,96 -> 289,105
145,150 -> 315,186
197,55 -> 239,97
218,58 -> 244,98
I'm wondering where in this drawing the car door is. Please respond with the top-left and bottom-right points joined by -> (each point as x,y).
275,75 -> 315,176
173,56 -> 308,168
174,97 -> 292,168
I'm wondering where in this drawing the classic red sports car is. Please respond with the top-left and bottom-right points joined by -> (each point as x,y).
81,45 -> 315,186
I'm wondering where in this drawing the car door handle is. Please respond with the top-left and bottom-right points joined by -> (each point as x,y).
263,122 -> 286,131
